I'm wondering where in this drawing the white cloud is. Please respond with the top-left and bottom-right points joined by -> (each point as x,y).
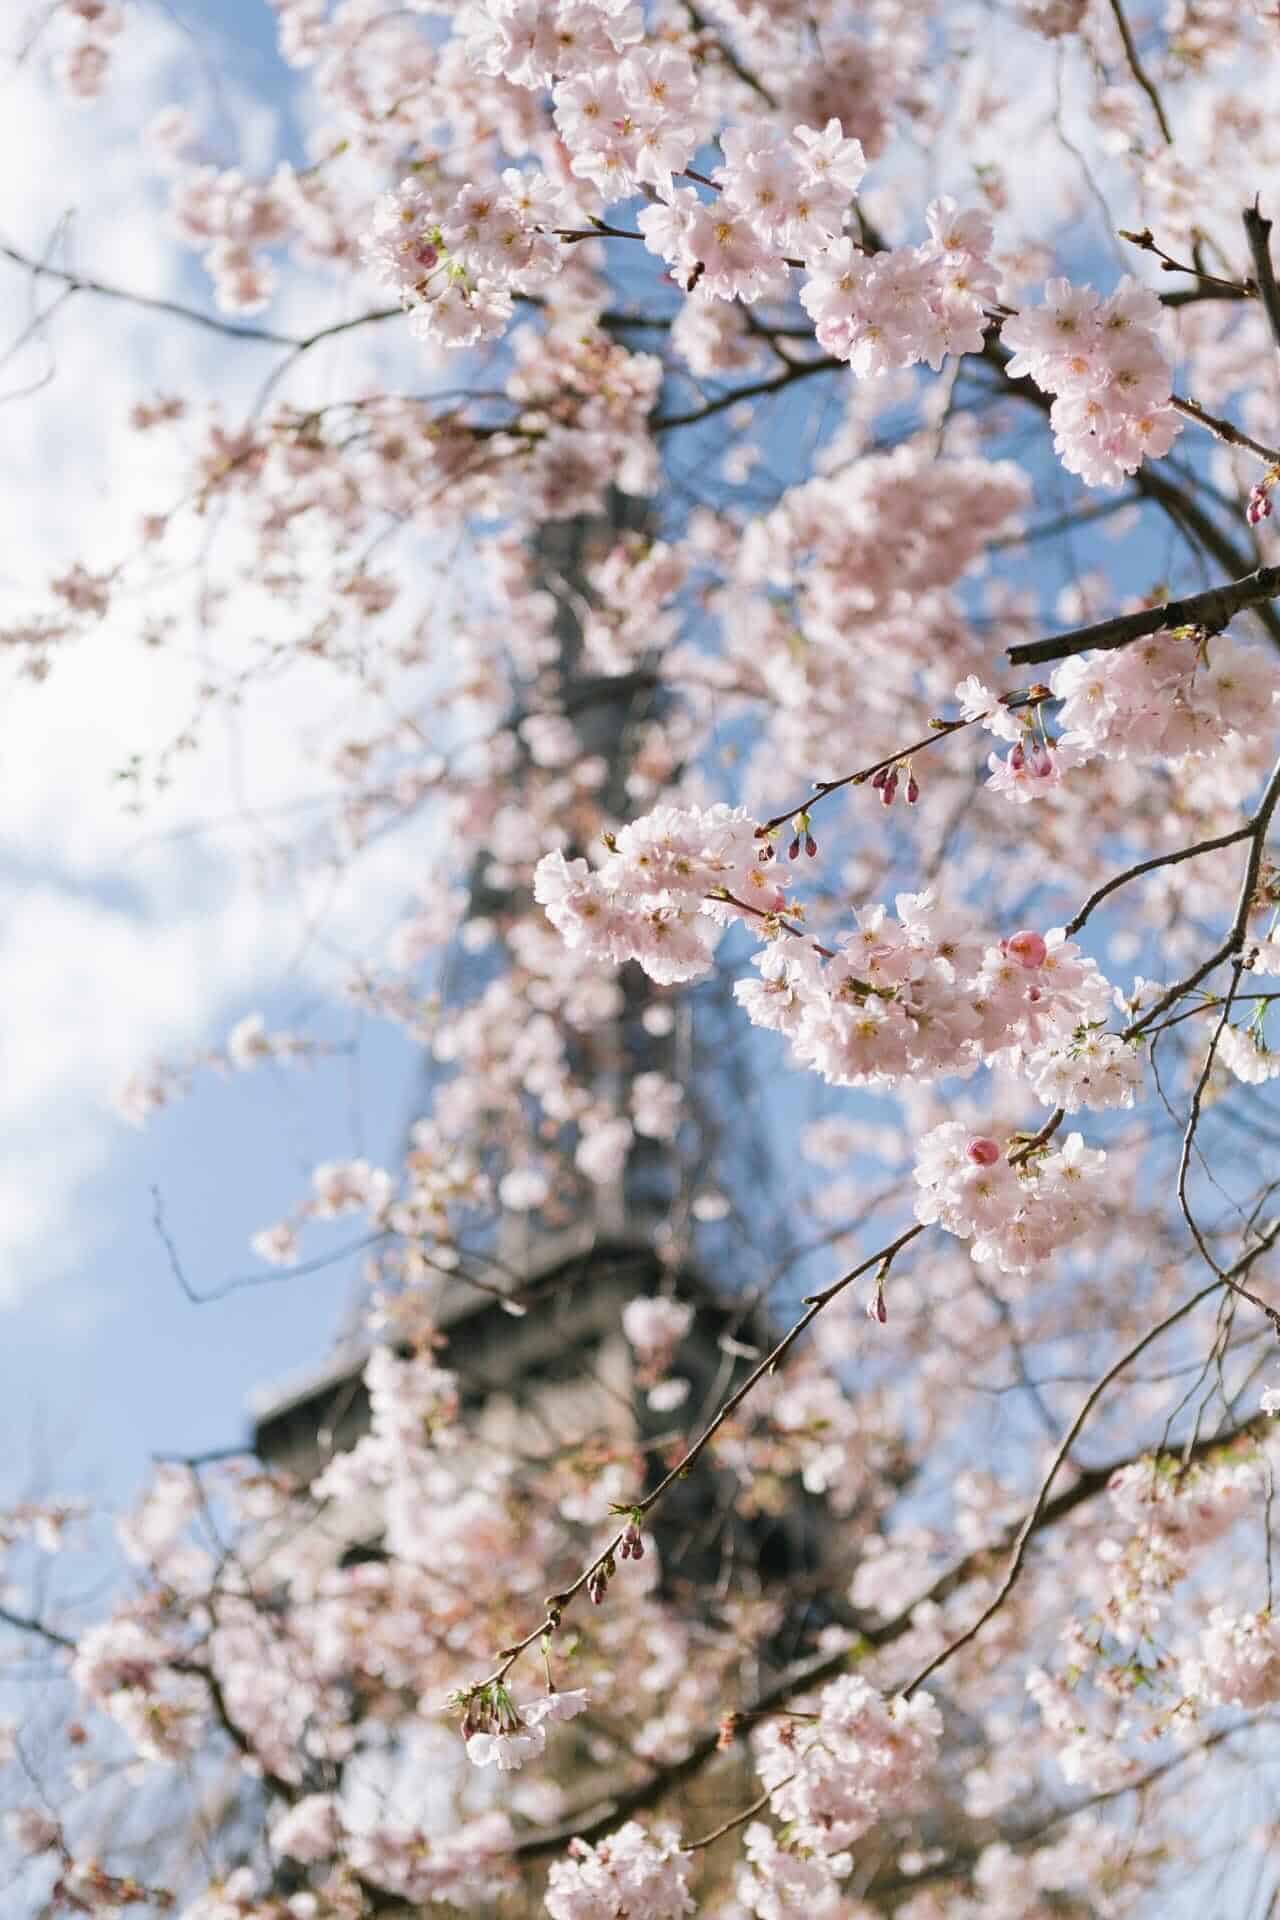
0,14 -> 430,1301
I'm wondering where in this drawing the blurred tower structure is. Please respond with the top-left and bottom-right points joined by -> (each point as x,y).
249,495 -> 822,1603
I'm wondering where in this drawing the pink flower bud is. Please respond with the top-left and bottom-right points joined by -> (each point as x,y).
966,1137 -> 1000,1166
871,766 -> 888,790
804,834 -> 817,858
905,775 -> 920,805
787,836 -> 801,861
1005,929 -> 1047,969
1248,483 -> 1273,527
1009,741 -> 1025,771
880,770 -> 898,807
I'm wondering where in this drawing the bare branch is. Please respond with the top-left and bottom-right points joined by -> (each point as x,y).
1244,200 -> 1280,358
903,1223 -> 1280,1697
1006,564 -> 1280,668
1064,821 -> 1257,938
1105,0 -> 1173,145
1171,392 -> 1280,467
514,1379 -> 1280,1858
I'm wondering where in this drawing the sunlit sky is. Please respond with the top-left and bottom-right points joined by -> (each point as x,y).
0,0 -> 438,1507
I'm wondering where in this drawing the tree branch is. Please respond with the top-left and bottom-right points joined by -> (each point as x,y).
514,1379 -> 1278,1859
902,1229 -> 1279,1699
1244,201 -> 1280,358
1064,821 -> 1257,938
1171,392 -> 1280,467
1006,564 -> 1280,667
652,353 -> 842,432
1105,0 -> 1173,145
1124,748 -> 1280,1038
0,236 -> 401,355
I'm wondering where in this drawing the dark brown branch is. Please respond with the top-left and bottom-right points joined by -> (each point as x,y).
1006,564 -> 1280,668
652,353 -> 842,432
0,1601 -> 76,1652
0,236 -> 401,355
1105,0 -> 1173,145
1064,821 -> 1257,937
982,334 -> 1280,652
1244,201 -> 1280,358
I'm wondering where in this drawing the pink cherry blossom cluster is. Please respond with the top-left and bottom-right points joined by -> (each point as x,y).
545,1821 -> 694,1920
735,1821 -> 853,1919
1000,278 -> 1181,486
55,0 -> 124,100
534,803 -> 786,984
465,0 -> 644,95
913,1123 -> 1108,1273
249,1156 -> 393,1269
554,48 -> 710,201
170,164 -> 294,315
116,1013 -> 312,1130
753,1677 -> 942,1854
462,1682 -> 590,1772
622,1294 -> 694,1380
1051,625 -> 1280,770
801,199 -> 998,375
1095,1455 -> 1260,1641
70,1613 -> 209,1763
954,678 -> 1074,806
343,1810 -> 516,1910
1018,0 -> 1089,33
260,1794 -> 516,1909
732,900 -> 1135,1110
1181,1607 -> 1280,1708
364,171 -> 566,349
1218,1018 -> 1280,1083
1024,1665 -> 1142,1793
637,119 -> 866,303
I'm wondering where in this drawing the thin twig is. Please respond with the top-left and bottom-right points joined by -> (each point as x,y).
683,1783 -> 778,1851
1105,0 -> 1173,145
1125,749 -> 1280,1038
514,1392 -> 1278,1858
472,1222 -> 929,1688
902,1225 -> 1280,1699
1064,821 -> 1257,938
0,236 -> 400,353
653,354 -> 842,432
1171,393 -> 1280,467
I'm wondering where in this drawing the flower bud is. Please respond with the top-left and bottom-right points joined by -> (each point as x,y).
905,775 -> 920,805
1004,929 -> 1047,969
966,1136 -> 1000,1166
880,770 -> 898,807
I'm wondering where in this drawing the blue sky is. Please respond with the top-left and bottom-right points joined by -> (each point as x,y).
0,0 -> 432,1508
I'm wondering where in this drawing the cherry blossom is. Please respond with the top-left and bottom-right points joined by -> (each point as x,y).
545,1822 -> 694,1920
